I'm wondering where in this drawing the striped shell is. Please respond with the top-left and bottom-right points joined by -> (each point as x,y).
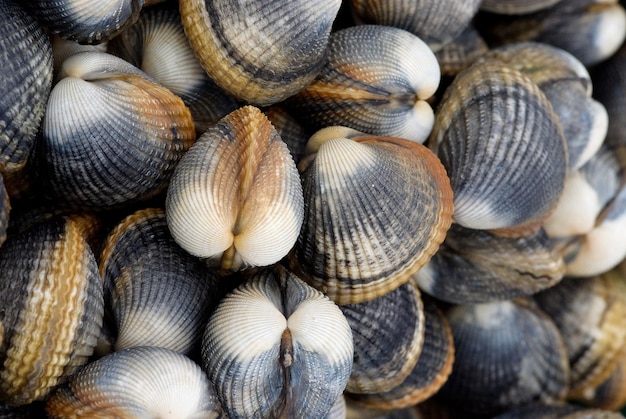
38,51 -> 195,210
201,266 -> 353,419
0,216 -> 103,405
289,131 -> 453,305
179,0 -> 341,106
46,346 -> 224,418
434,25 -> 489,78
288,25 -> 440,143
99,208 -> 222,354
480,0 -> 564,14
429,59 -> 568,236
166,106 -> 304,271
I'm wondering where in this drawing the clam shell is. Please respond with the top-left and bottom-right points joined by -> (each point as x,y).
107,2 -> 238,134
349,0 -> 482,51
0,216 -> 103,405
51,35 -> 107,81
434,25 -> 489,78
265,106 -> 312,165
429,59 -> 568,236
288,25 -> 440,143
201,266 -> 353,419
534,272 -> 626,399
0,1 -> 52,173
480,0 -> 564,14
38,51 -> 195,210
415,224 -> 565,304
179,0 -> 341,106
340,278 -> 425,394
289,132 -> 453,305
166,105 -> 304,271
99,208 -> 222,354
577,356 -> 626,411
46,346 -> 224,418
437,299 -> 569,416
492,401 -> 625,419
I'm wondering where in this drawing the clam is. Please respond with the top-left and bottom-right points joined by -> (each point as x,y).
98,208 -> 222,355
37,51 -> 195,210
51,35 -> 108,81
166,105 -> 304,271
179,0 -> 341,106
349,0 -> 482,51
0,0 -> 52,173
429,58 -> 568,236
492,401 -> 625,418
434,25 -> 489,78
436,298 -> 569,416
201,265 -> 353,419
480,0 -> 564,14
577,356 -> 626,411
107,2 -> 238,134
264,106 -> 312,165
46,346 -> 224,418
288,25 -> 440,143
0,216 -> 103,405
289,128 -> 453,305
415,224 -> 565,304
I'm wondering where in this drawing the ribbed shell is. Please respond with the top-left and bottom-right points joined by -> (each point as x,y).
0,217 -> 103,405
39,51 -> 195,210
201,266 -> 353,419
415,224 -> 565,304
99,208 -> 221,354
107,2 -> 238,134
578,357 -> 626,411
0,174 -> 9,249
51,35 -> 108,81
480,0 -> 564,14
265,106 -> 311,165
289,25 -> 440,143
340,278 -> 425,394
434,25 -> 489,78
28,0 -> 144,44
166,106 -> 304,271
534,273 -> 626,399
350,0 -> 482,50
0,1 -> 52,173
45,346 -> 224,418
437,299 -> 569,417
429,59 -> 567,236
345,296 -> 454,409
290,134 -> 453,305
179,0 -> 341,106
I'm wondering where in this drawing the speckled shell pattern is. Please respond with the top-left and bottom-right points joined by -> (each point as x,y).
98,208 -> 222,355
0,216 -> 103,406
290,134 -> 453,305
201,266 -> 353,419
0,1 -> 52,173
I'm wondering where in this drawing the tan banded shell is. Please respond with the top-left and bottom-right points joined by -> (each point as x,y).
179,0 -> 341,106
0,1 -> 52,173
577,356 -> 626,411
429,59 -> 568,236
340,278 -> 425,394
0,216 -> 103,405
39,51 -> 195,210
166,105 -> 304,271
99,208 -> 221,354
437,299 -> 569,417
288,25 -> 440,143
201,266 -> 353,419
415,224 -> 565,304
290,132 -> 453,305
46,346 -> 224,418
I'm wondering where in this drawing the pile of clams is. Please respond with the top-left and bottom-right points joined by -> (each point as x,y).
3,0 -> 626,417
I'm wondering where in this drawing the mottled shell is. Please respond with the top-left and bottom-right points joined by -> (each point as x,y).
437,299 -> 569,417
46,346 -> 224,418
534,272 -> 626,399
107,2 -> 238,134
340,278 -> 425,394
493,401 -> 625,419
99,208 -> 221,355
0,217 -> 103,405
201,266 -> 353,419
38,51 -> 195,210
345,296 -> 454,409
179,0 -> 341,106
434,25 -> 489,78
0,1 -> 52,173
290,132 -> 453,305
166,106 -> 304,271
349,0 -> 482,51
429,59 -> 568,236
288,25 -> 440,143
480,0 -> 564,14
577,356 -> 626,411
415,224 -> 565,304
27,0 -> 144,44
